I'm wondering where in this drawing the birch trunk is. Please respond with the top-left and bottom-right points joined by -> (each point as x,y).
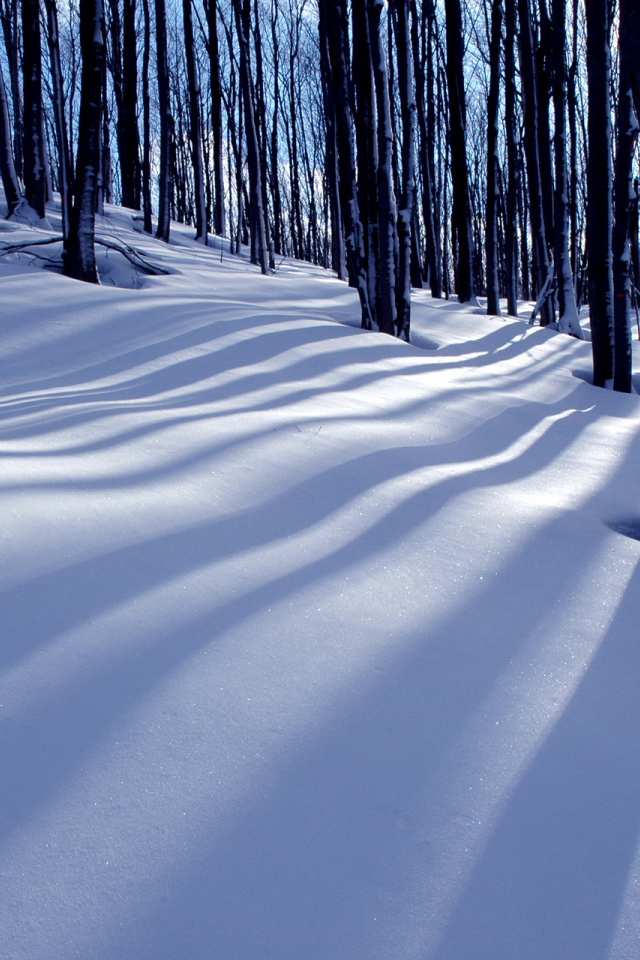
504,0 -> 518,315
368,0 -> 397,335
21,0 -> 47,218
64,0 -> 105,283
320,0 -> 373,328
141,0 -> 152,232
392,0 -> 416,341
552,0 -> 581,335
232,0 -> 268,273
204,0 -> 225,236
44,0 -> 71,237
352,0 -> 378,320
318,0 -> 345,278
486,0 -> 502,316
518,0 -> 552,323
444,0 -> 476,303
585,0 -> 614,387
0,61 -> 19,215
155,0 -> 172,242
1,0 -> 23,182
612,0 -> 639,392
183,0 -> 208,243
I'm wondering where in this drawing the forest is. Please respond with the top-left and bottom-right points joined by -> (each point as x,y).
0,0 -> 638,389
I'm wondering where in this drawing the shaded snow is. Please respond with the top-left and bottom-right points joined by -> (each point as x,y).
1,196 -> 640,960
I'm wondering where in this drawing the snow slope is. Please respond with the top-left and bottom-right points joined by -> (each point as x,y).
1,201 -> 640,960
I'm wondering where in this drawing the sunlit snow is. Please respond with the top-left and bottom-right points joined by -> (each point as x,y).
1,196 -> 640,960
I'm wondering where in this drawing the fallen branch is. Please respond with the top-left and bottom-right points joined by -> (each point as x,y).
529,253 -> 556,324
0,234 -> 169,276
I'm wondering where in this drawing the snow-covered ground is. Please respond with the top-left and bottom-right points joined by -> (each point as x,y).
1,199 -> 640,960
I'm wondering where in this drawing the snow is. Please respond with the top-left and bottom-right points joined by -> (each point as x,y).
1,196 -> 640,960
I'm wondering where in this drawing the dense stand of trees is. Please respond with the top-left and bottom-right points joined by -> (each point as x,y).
0,0 -> 637,387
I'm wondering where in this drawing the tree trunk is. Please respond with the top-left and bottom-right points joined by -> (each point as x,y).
486,0 -> 502,316
368,0 -> 397,335
0,59 -> 20,215
612,0 -> 639,392
552,0 -> 581,335
318,0 -> 345,278
122,0 -> 139,208
1,0 -> 23,183
22,0 -> 47,218
504,0 -> 518,315
232,0 -> 268,273
352,0 -> 378,319
204,0 -> 225,236
411,0 -> 440,297
392,0 -> 416,341
518,0 -> 552,322
141,0 -> 152,232
585,0 -> 614,387
320,0 -> 373,327
64,0 -> 105,283
183,0 -> 207,243
43,0 -> 71,236
155,0 -> 172,242
444,0 -> 475,303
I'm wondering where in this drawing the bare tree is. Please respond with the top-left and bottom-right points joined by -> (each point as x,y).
64,0 -> 106,282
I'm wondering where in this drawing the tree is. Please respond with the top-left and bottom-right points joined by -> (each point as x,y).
64,0 -> 106,283
444,0 -> 476,303
22,0 -> 48,218
155,0 -> 172,242
611,0 -> 639,392
585,0 -> 614,387
552,0 -> 581,336
519,0 -> 552,324
485,0 -> 502,316
183,0 -> 208,243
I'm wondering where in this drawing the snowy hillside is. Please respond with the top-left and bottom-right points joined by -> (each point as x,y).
1,200 -> 640,960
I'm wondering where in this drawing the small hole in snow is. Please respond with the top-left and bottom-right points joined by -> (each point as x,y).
605,519 -> 640,542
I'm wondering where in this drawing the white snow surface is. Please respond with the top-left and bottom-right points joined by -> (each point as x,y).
2,199 -> 640,960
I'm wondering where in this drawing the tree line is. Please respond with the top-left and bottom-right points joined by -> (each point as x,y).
0,0 -> 638,388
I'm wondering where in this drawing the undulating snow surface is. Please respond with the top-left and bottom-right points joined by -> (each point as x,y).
1,199 -> 640,960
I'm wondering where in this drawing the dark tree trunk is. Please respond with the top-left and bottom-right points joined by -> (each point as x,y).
392,0 -> 416,341
536,0 -> 554,255
486,0 -> 502,316
352,0 -> 378,318
585,0 -> 614,387
504,0 -> 519,315
270,0 -> 283,255
122,0 -> 139,208
232,0 -> 268,273
141,0 -> 152,232
612,0 -> 639,392
183,0 -> 207,243
518,0 -> 552,322
204,0 -> 225,236
568,0 -> 579,281
0,59 -> 20,215
1,0 -> 23,183
368,0 -> 397,335
318,0 -> 345,278
444,0 -> 475,303
64,0 -> 105,283
411,0 -> 440,297
22,0 -> 47,218
254,0 -> 274,269
319,0 -> 373,327
44,0 -> 71,236
155,0 -> 172,242
552,0 -> 581,335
